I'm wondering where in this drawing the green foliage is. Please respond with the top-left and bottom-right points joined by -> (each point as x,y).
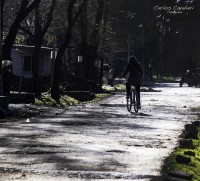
192,107 -> 200,112
170,147 -> 200,180
154,142 -> 200,181
102,84 -> 126,92
191,107 -> 200,120
35,92 -> 79,107
102,84 -> 115,92
35,92 -> 110,107
15,35 -> 25,45
114,84 -> 126,92
154,120 -> 200,180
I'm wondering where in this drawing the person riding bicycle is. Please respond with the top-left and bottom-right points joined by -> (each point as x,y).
122,55 -> 143,108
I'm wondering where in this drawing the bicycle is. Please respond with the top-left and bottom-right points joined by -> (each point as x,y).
126,85 -> 140,113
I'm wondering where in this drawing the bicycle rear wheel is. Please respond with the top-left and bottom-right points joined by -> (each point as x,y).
126,92 -> 132,112
133,91 -> 139,113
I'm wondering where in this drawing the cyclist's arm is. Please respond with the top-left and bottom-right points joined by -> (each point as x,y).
136,63 -> 143,77
122,66 -> 129,77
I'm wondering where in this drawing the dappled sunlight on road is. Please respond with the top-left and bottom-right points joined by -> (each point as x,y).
0,83 -> 199,180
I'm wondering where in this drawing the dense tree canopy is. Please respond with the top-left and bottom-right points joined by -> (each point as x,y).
1,0 -> 200,97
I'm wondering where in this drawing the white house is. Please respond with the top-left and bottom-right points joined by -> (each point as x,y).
11,45 -> 56,78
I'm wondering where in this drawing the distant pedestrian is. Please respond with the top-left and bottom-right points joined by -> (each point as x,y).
122,56 -> 143,108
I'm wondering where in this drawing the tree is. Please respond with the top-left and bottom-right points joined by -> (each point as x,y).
0,0 -> 41,97
73,0 -> 105,82
32,0 -> 56,98
98,0 -> 109,87
2,0 -> 41,60
86,0 -> 105,81
1,0 -> 56,97
155,0 -> 200,75
0,0 -> 4,95
51,0 -> 87,100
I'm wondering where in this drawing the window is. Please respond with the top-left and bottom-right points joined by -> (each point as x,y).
23,56 -> 32,72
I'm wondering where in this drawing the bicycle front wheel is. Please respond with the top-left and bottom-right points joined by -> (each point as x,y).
133,91 -> 139,113
126,93 -> 132,112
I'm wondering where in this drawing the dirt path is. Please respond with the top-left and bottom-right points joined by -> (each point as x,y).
0,83 -> 199,181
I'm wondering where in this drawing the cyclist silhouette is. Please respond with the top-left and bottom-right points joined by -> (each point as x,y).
122,56 -> 143,108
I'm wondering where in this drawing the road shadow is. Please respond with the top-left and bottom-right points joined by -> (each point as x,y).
0,125 -> 130,178
130,112 -> 151,116
0,94 -> 156,180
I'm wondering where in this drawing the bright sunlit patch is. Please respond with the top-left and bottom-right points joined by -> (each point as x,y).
26,118 -> 30,122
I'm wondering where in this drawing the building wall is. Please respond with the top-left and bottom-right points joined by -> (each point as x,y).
11,47 -> 52,78
11,49 -> 24,77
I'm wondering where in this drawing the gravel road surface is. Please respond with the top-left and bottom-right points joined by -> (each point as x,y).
0,83 -> 199,181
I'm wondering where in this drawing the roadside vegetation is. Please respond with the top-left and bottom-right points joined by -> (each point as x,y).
4,92 -> 111,121
102,84 -> 126,92
1,0 -> 200,115
153,107 -> 200,181
35,92 -> 112,107
35,92 -> 79,107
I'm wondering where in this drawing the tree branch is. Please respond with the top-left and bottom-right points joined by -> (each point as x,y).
19,25 -> 35,38
41,0 -> 56,37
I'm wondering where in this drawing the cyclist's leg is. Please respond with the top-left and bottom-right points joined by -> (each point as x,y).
126,82 -> 131,97
135,84 -> 141,107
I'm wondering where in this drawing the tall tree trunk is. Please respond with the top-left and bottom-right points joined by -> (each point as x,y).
51,0 -> 87,100
51,29 -> 72,100
32,3 -> 41,98
0,0 -> 4,95
2,0 -> 41,96
99,0 -> 108,87
32,0 -> 56,98
84,0 -> 105,81
85,44 -> 98,80
80,2 -> 88,78
3,21 -> 21,60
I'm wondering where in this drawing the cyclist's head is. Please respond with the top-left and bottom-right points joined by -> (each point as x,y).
129,56 -> 138,64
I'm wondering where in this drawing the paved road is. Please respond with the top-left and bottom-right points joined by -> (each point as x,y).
0,83 -> 200,181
